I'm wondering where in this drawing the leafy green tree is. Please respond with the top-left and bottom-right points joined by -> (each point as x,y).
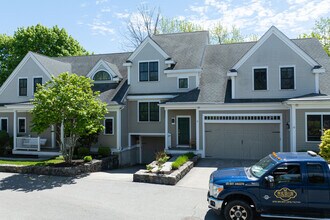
0,24 -> 89,86
319,129 -> 330,160
31,72 -> 107,163
158,18 -> 203,34
211,23 -> 244,44
300,17 -> 330,56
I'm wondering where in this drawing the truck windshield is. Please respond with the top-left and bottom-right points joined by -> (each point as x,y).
250,156 -> 277,178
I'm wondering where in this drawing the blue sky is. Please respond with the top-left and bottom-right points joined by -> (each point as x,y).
1,0 -> 329,54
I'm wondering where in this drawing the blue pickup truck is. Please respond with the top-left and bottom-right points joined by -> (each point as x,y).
207,151 -> 330,220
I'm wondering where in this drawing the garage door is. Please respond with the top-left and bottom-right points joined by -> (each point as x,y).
205,123 -> 280,160
141,136 -> 165,164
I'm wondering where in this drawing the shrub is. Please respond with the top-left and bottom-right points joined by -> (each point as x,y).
146,164 -> 153,172
171,155 -> 189,170
0,131 -> 10,147
155,151 -> 169,166
83,155 -> 93,162
98,146 -> 111,158
184,152 -> 196,159
77,147 -> 90,158
319,129 -> 330,160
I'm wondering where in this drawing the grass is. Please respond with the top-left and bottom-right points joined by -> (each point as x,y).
0,156 -> 65,166
171,152 -> 196,170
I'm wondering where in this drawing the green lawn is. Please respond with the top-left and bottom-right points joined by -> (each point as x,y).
0,156 -> 65,166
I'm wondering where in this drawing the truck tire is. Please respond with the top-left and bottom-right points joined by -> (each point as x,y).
224,200 -> 254,220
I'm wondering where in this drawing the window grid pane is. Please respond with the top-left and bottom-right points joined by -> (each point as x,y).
281,67 -> 294,89
105,118 -> 113,134
93,71 -> 111,81
149,62 -> 158,81
307,115 -> 321,141
18,119 -> 25,133
33,78 -> 42,93
19,79 -> 27,96
179,78 -> 188,88
139,102 -> 149,121
1,119 -> 8,131
139,62 -> 149,81
149,102 -> 159,121
254,69 -> 267,90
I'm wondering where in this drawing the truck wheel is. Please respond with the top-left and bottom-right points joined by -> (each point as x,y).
224,200 -> 254,220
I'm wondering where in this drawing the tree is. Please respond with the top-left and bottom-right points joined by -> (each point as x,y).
319,129 -> 330,160
211,23 -> 244,44
31,72 -> 107,163
300,17 -> 330,56
0,24 -> 89,86
158,18 -> 203,34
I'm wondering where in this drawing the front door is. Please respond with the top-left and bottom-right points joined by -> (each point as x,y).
178,117 -> 190,145
260,163 -> 307,214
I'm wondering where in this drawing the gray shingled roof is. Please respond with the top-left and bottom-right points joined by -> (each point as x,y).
53,52 -> 131,77
152,31 -> 209,70
32,52 -> 72,76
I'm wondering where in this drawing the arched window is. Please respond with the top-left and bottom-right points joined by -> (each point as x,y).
93,71 -> 111,81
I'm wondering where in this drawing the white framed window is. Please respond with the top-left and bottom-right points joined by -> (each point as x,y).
178,77 -> 189,89
138,101 -> 160,122
93,70 -> 112,81
104,117 -> 114,135
305,113 -> 330,142
279,66 -> 295,90
18,77 -> 28,96
18,117 -> 26,133
138,61 -> 159,82
0,117 -> 8,132
33,76 -> 43,94
252,67 -> 268,91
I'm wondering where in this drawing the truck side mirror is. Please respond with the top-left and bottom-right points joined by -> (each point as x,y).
265,175 -> 274,187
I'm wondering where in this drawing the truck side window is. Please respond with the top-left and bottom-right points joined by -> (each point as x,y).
307,164 -> 325,184
272,164 -> 302,184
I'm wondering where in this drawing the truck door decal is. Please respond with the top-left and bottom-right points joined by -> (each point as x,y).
273,187 -> 300,203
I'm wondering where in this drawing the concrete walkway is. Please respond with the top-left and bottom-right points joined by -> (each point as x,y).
176,159 -> 257,189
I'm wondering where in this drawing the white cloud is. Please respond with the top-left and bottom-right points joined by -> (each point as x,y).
80,3 -> 88,8
101,7 -> 111,13
88,19 -> 115,36
96,0 -> 108,5
115,12 -> 130,19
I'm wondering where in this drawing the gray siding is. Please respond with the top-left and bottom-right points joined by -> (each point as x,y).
0,57 -> 51,103
97,111 -> 117,148
129,42 -> 197,94
199,109 -> 290,152
127,101 -> 165,134
168,110 -> 196,147
235,34 -> 315,99
296,109 -> 330,152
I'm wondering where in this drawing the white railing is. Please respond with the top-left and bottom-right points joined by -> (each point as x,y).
16,137 -> 47,151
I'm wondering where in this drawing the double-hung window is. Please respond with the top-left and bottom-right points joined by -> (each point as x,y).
139,61 -> 159,82
33,77 -> 42,93
138,102 -> 159,122
306,113 -> 330,141
19,78 -> 27,96
0,118 -> 8,132
18,117 -> 26,133
104,118 -> 114,135
280,67 -> 295,90
253,68 -> 267,90
178,78 -> 188,89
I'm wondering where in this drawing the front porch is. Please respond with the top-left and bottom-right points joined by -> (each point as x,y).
13,136 -> 60,157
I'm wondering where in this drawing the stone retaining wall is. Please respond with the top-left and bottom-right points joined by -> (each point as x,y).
0,156 -> 118,177
133,156 -> 199,185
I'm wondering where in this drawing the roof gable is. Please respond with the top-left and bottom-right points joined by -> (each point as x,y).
86,59 -> 122,80
127,37 -> 170,61
232,26 -> 319,70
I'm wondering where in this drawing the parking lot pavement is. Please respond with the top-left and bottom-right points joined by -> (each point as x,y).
176,159 -> 257,190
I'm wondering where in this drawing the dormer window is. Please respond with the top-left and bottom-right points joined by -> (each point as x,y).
93,71 -> 111,81
139,61 -> 159,82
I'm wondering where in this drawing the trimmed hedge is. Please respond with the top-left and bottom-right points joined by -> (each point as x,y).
84,155 -> 93,162
98,147 -> 111,158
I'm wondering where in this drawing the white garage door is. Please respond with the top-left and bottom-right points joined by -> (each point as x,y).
204,114 -> 282,160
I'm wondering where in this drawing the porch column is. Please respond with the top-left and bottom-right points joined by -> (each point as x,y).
165,108 -> 168,150
13,110 -> 17,150
51,125 -> 55,148
117,109 -> 122,150
290,105 -> 297,152
196,108 -> 200,151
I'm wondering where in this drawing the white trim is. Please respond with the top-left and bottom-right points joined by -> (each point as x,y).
127,65 -> 131,85
117,109 -> 122,150
231,76 -> 236,99
137,100 -> 161,122
176,115 -> 191,147
290,105 -> 297,152
104,117 -> 114,135
314,72 -> 319,94
165,72 -> 199,78
305,112 -> 330,143
123,62 -> 132,67
232,26 -> 319,70
312,68 -> 325,74
0,117 -> 8,132
17,117 -> 26,134
202,113 -> 283,157
17,77 -> 28,97
138,60 -> 160,82
86,60 -> 119,80
127,37 -> 170,61
0,52 -> 52,96
165,109 -> 168,150
252,66 -> 268,91
164,69 -> 202,74
13,111 -> 17,150
32,76 -> 43,95
196,108 -> 200,151
127,95 -> 176,100
279,65 -> 296,90
227,71 -> 238,77
177,77 -> 189,89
